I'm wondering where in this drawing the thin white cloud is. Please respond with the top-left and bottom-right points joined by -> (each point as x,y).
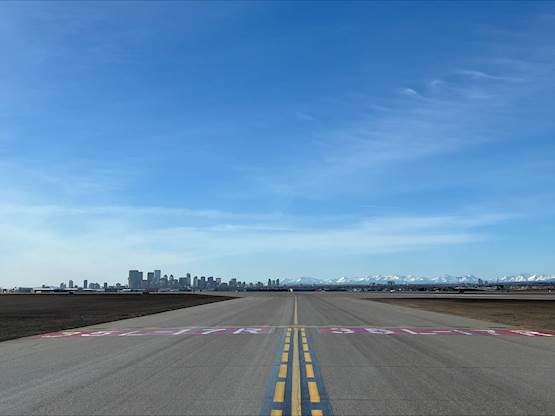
251,19 -> 555,199
455,69 -> 522,82
398,87 -> 421,97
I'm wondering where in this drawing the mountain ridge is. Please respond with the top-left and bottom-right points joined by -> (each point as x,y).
282,274 -> 555,285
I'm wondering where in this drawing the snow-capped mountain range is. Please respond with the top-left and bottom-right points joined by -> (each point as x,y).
282,274 -> 555,285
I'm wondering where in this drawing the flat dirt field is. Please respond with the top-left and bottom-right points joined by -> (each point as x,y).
371,298 -> 555,330
0,294 -> 234,342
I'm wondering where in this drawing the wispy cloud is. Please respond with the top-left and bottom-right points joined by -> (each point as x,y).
398,87 -> 422,98
251,17 -> 555,199
455,69 -> 520,82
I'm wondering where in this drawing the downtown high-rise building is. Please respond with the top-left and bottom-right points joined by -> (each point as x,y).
128,270 -> 143,289
147,272 -> 155,288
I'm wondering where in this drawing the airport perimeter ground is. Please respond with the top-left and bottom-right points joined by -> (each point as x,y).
0,293 -> 233,342
1,292 -> 554,415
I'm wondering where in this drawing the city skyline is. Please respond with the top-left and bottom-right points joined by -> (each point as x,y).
1,2 -> 555,288
5,268 -> 555,292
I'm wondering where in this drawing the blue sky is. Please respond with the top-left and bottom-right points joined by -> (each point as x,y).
1,1 -> 555,286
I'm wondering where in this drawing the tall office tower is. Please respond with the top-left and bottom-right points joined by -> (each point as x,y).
68,280 -> 74,288
147,272 -> 155,288
200,276 -> 206,289
193,276 -> 198,288
153,269 -> 161,287
229,278 -> 237,288
83,279 -> 88,289
184,274 -> 191,288
207,276 -> 214,288
103,282 -> 108,289
128,270 -> 143,289
216,277 -> 222,286
267,278 -> 272,287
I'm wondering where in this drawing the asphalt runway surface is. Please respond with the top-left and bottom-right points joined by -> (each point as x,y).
1,292 -> 554,415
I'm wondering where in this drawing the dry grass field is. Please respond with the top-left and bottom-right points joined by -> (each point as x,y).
371,297 -> 555,330
0,293 -> 234,342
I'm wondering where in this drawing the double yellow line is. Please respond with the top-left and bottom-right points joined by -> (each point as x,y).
271,327 -> 302,416
271,327 -> 291,416
270,296 -> 325,416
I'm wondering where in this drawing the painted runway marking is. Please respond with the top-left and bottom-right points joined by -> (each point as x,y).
319,327 -> 555,337
291,327 -> 302,416
263,326 -> 294,416
300,328 -> 333,416
308,382 -> 320,403
262,321 -> 332,415
279,364 -> 288,379
37,327 -> 274,338
36,326 -> 554,339
274,381 -> 286,403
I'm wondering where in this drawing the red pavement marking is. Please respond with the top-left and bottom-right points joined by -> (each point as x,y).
36,327 -> 274,338
319,327 -> 555,337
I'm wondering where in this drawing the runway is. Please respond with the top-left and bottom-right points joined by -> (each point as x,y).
0,293 -> 553,415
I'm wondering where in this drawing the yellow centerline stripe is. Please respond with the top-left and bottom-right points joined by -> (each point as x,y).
308,381 -> 321,403
278,363 -> 287,379
291,327 -> 302,416
306,363 -> 315,378
273,381 -> 285,403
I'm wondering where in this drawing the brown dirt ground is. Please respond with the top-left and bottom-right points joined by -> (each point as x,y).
0,293 -> 235,342
370,298 -> 555,330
